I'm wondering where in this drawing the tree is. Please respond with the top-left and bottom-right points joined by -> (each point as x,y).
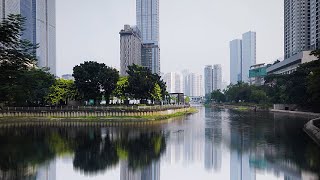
151,83 -> 162,102
113,76 -> 129,101
126,64 -> 167,103
73,61 -> 119,104
0,14 -> 38,104
46,79 -> 79,105
211,90 -> 226,103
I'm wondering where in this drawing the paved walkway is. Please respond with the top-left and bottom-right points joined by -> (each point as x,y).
270,109 -> 320,117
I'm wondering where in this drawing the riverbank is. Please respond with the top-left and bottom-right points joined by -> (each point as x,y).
0,108 -> 198,126
304,117 -> 320,146
209,103 -> 270,112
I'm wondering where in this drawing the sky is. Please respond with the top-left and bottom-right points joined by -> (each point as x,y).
56,0 -> 284,83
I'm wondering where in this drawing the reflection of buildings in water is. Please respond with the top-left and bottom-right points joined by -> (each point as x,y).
0,166 -> 37,180
204,109 -> 222,172
204,128 -> 222,172
120,160 -> 160,180
36,159 -> 56,180
230,127 -> 256,180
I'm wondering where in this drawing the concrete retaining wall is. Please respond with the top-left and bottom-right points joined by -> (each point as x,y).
273,104 -> 298,111
304,118 -> 320,146
0,108 -> 190,118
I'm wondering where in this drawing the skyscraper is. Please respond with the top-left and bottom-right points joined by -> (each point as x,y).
284,0 -> 310,59
136,0 -> 160,74
204,65 -> 213,95
120,25 -> 142,76
204,65 -> 222,95
0,0 -> 56,75
187,73 -> 203,97
213,65 -> 222,90
241,31 -> 256,83
284,0 -> 320,56
230,39 -> 242,84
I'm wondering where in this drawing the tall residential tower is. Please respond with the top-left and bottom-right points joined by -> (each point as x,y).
230,39 -> 242,84
0,0 -> 56,75
120,25 -> 142,76
229,31 -> 256,83
241,31 -> 256,83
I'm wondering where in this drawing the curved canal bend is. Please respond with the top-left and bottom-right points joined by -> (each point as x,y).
0,107 -> 319,180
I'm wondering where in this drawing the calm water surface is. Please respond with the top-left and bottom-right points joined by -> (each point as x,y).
0,107 -> 320,180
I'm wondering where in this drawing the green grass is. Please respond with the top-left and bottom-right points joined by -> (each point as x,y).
0,108 -> 199,122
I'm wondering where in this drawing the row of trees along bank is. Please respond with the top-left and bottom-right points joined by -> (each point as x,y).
209,52 -> 320,112
0,14 -> 168,106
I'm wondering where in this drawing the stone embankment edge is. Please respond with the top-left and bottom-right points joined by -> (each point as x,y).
270,109 -> 320,116
0,108 -> 198,126
304,117 -> 320,146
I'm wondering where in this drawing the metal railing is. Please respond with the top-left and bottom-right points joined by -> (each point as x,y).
2,105 -> 189,112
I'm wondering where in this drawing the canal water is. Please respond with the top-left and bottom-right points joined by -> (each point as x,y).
0,107 -> 319,180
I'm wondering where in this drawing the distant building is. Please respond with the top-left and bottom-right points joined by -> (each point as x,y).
213,65 -> 222,90
187,73 -> 203,97
204,65 -> 213,95
249,63 -> 270,86
61,74 -> 74,81
230,31 -> 256,83
241,31 -> 256,83
204,64 -> 222,95
181,70 -> 191,96
137,0 -> 160,74
120,25 -> 142,76
163,72 -> 182,93
0,0 -> 56,75
230,39 -> 242,84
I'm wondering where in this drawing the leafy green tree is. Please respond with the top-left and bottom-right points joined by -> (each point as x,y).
126,64 -> 167,102
0,14 -> 38,104
151,83 -> 162,102
185,96 -> 191,104
211,90 -> 226,103
113,76 -> 129,100
250,89 -> 268,104
46,79 -> 79,105
73,61 -> 119,104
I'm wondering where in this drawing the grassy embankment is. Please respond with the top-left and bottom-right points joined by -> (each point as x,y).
0,108 -> 199,122
209,102 -> 272,112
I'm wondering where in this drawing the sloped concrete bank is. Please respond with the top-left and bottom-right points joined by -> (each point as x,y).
304,117 -> 320,146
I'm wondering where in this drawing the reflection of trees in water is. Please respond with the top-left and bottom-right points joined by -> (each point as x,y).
227,110 -> 320,176
0,127 -> 167,177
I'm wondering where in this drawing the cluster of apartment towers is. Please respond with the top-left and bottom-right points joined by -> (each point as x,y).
231,0 -> 320,87
120,0 -> 160,76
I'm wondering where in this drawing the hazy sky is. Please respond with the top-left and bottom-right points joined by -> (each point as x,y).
56,0 -> 284,82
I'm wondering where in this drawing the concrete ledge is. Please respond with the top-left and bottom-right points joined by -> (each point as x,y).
271,109 -> 320,117
304,118 -> 320,146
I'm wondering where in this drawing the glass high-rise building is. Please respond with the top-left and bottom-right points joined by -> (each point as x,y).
230,39 -> 242,84
241,31 -> 256,83
137,0 -> 160,74
0,0 -> 56,75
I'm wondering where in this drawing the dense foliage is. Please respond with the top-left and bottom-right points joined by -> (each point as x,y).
125,64 -> 167,102
46,79 -> 79,105
73,61 -> 119,104
0,15 -> 55,106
